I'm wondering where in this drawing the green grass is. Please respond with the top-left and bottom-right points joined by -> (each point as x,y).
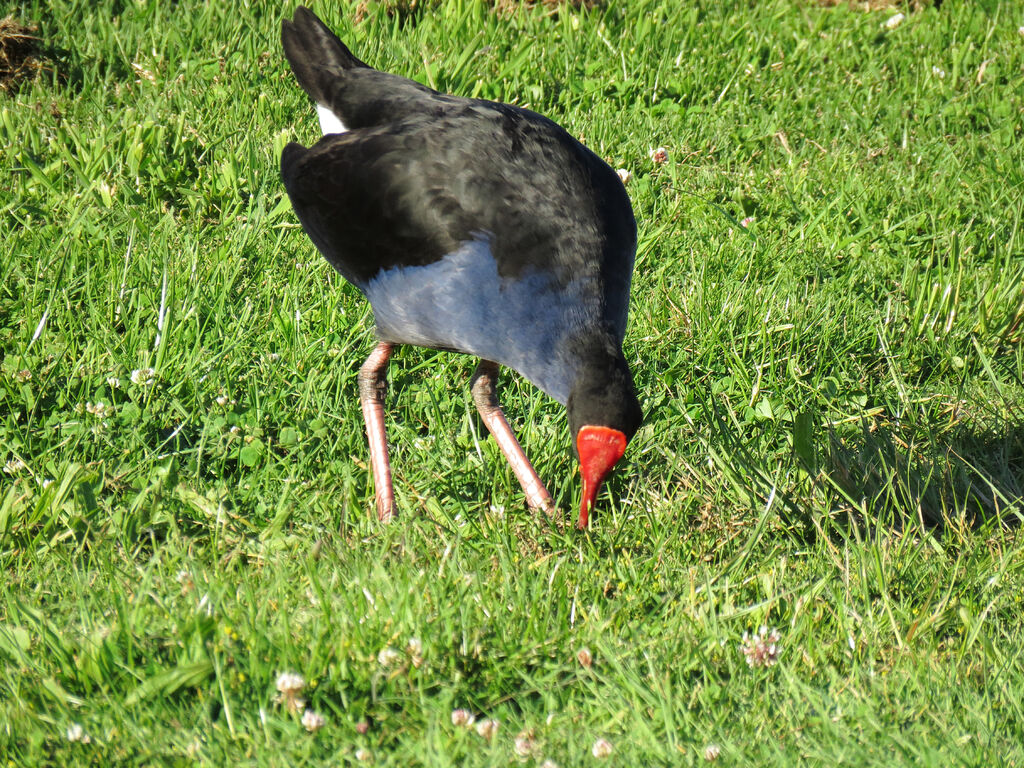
2,0 -> 1024,764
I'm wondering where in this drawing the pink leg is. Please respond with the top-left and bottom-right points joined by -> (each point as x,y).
358,342 -> 395,521
470,360 -> 554,515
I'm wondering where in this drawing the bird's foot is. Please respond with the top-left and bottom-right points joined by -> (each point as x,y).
525,487 -> 556,517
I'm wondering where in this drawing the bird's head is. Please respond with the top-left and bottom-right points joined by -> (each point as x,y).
567,346 -> 642,528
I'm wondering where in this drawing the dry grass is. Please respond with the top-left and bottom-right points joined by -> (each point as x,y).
0,16 -> 43,93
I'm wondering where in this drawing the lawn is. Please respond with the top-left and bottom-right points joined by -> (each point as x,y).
2,0 -> 1024,765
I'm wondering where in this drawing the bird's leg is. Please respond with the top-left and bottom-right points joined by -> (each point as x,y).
470,360 -> 555,515
358,342 -> 395,521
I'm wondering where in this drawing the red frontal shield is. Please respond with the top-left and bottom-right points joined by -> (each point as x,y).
576,425 -> 627,528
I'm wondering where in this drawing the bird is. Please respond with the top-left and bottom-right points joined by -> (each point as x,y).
280,6 -> 642,528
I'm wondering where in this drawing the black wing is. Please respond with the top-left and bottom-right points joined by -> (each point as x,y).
281,102 -> 633,295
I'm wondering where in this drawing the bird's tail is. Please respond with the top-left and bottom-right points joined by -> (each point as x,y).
281,6 -> 367,105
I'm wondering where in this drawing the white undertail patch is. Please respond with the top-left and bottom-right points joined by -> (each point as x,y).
316,103 -> 347,135
364,237 -> 590,405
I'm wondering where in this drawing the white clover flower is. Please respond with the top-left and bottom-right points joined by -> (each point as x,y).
301,709 -> 326,732
275,671 -> 306,712
85,401 -> 114,418
3,457 -> 26,475
884,12 -> 904,30
648,146 -> 668,164
276,671 -> 305,694
514,730 -> 536,757
740,216 -> 754,228
540,760 -> 559,768
66,723 -> 90,743
14,369 -> 32,383
740,626 -> 781,668
475,718 -> 499,740
106,376 -> 121,389
354,747 -> 373,762
213,389 -> 236,407
592,738 -> 614,758
130,367 -> 157,386
451,708 -> 475,727
615,168 -> 631,184
704,743 -> 722,761
377,646 -> 401,667
932,66 -> 946,79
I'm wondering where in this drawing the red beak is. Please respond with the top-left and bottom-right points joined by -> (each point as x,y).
576,425 -> 628,528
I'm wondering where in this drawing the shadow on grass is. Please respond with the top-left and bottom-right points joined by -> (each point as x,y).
699,396 -> 1024,539
825,419 -> 1024,529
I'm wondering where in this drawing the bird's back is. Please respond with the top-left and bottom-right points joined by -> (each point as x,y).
280,7 -> 637,402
